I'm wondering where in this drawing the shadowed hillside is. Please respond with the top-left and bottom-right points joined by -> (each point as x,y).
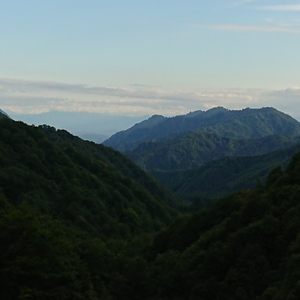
129,132 -> 300,172
105,107 -> 300,201
1,113 -> 300,299
152,142 -> 300,200
0,117 -> 179,238
147,152 -> 300,299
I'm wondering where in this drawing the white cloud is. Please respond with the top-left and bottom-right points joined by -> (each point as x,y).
0,78 -> 206,116
0,78 -> 300,121
193,24 -> 300,33
260,5 -> 300,11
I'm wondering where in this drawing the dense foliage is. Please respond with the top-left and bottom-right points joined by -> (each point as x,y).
0,117 -> 181,299
2,116 -> 300,299
147,152 -> 300,299
153,143 -> 300,200
129,131 -> 300,171
104,107 -> 300,201
0,119 -> 179,237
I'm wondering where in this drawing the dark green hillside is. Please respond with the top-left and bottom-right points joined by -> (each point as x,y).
153,142 -> 300,200
104,107 -> 300,152
147,152 -> 300,299
129,131 -> 300,172
40,124 -> 182,208
115,107 -> 300,204
2,113 -> 300,299
0,118 -> 178,237
0,117 -> 182,300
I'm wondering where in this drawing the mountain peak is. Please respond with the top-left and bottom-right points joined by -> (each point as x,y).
131,114 -> 165,130
206,106 -> 227,113
103,107 -> 300,152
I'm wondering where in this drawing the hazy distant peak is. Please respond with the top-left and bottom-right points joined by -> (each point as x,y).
261,107 -> 282,113
206,106 -> 227,112
103,106 -> 300,153
150,114 -> 165,120
186,110 -> 204,118
133,114 -> 165,129
204,106 -> 228,116
184,107 -> 228,119
242,106 -> 276,113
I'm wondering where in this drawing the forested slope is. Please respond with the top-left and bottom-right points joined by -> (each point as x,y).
129,131 -> 300,171
148,152 -> 300,299
0,117 -> 181,300
0,118 -> 179,237
153,142 -> 300,200
2,115 -> 300,299
105,107 -> 300,201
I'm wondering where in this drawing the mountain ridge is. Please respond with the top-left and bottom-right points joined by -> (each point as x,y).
103,107 -> 300,152
152,142 -> 300,200
104,106 -> 300,200
0,118 -> 180,238
128,132 -> 300,172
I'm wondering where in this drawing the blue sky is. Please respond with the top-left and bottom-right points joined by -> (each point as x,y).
1,0 -> 300,119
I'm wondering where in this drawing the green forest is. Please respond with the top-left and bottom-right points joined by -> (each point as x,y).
104,107 -> 300,201
2,116 -> 300,299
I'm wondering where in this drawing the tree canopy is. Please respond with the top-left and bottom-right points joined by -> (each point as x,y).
1,117 -> 300,299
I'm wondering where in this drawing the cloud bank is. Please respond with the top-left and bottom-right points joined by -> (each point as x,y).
194,24 -> 300,33
0,78 -> 300,120
260,5 -> 300,11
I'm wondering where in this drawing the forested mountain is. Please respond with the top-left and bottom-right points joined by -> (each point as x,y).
129,132 -> 300,172
104,107 -> 300,152
0,116 -> 182,299
104,107 -> 300,201
153,142 -> 300,200
2,111 -> 300,299
40,124 -> 182,207
147,152 -> 300,299
0,117 -> 179,238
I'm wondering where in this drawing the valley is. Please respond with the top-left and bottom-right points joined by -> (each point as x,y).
1,107 -> 300,299
105,107 -> 300,202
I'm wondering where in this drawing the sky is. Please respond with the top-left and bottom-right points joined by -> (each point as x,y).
1,0 -> 300,120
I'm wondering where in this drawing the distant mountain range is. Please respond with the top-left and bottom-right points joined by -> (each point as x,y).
104,107 -> 300,200
104,107 -> 300,152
